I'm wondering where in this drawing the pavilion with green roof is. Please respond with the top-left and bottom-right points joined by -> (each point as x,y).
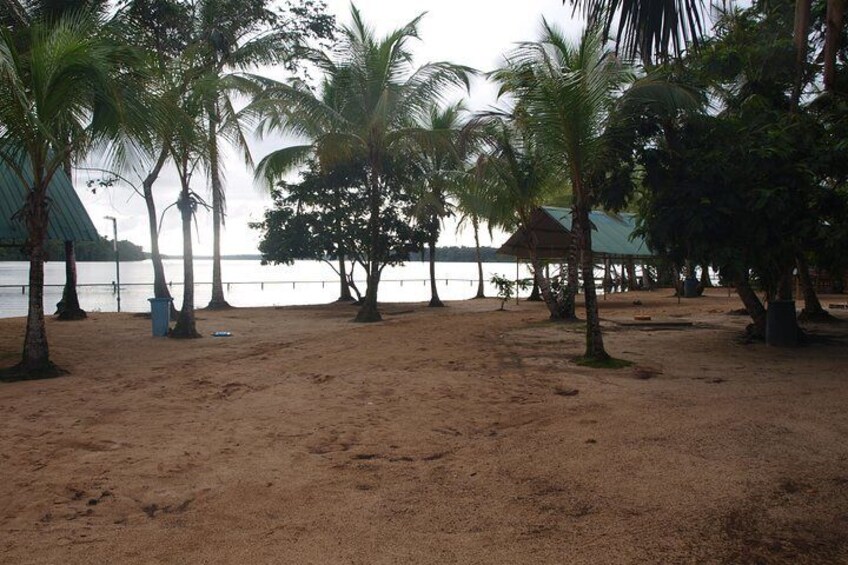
497,206 -> 653,261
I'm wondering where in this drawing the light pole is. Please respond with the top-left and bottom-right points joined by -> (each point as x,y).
104,216 -> 121,312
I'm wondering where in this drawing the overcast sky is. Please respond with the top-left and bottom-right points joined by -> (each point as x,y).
77,0 -> 583,256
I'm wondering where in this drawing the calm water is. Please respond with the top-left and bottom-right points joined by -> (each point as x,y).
0,259 -> 534,319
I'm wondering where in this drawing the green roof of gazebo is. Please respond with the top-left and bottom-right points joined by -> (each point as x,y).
0,162 -> 99,245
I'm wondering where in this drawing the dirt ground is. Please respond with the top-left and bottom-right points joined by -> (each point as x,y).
1,289 -> 848,564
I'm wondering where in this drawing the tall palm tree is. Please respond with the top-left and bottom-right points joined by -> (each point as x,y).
250,5 -> 471,322
0,10 -> 141,376
410,102 -> 467,308
495,23 -> 637,361
452,157 -> 491,299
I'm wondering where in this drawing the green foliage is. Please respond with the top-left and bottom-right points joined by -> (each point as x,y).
490,274 -> 531,310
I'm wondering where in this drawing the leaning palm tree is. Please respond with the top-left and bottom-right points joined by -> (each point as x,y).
250,4 -> 471,322
476,114 -> 572,320
0,10 -> 140,376
494,23 -> 637,361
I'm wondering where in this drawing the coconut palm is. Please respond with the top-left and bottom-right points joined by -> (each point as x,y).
452,157 -> 492,299
495,23 -> 638,360
410,102 -> 467,308
0,10 -> 141,376
476,113 -> 573,320
250,5 -> 472,322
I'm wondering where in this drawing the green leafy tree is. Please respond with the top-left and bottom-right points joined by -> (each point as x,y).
249,4 -> 472,322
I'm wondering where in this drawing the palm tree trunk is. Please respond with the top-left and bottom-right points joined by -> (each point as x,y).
143,146 -> 176,318
473,215 -> 485,298
824,0 -> 845,91
574,201 -> 608,361
428,237 -> 444,307
527,275 -> 542,301
19,176 -> 59,375
171,184 -> 200,338
207,110 -> 230,310
699,265 -> 713,289
736,275 -> 767,339
56,241 -> 86,320
337,254 -> 353,301
796,254 -> 828,316
355,169 -> 382,322
792,0 -> 812,105
626,258 -> 638,291
56,159 -> 84,321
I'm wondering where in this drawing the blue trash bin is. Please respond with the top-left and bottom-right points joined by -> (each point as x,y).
148,298 -> 173,337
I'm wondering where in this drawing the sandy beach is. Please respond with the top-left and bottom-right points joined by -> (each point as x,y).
1,289 -> 848,563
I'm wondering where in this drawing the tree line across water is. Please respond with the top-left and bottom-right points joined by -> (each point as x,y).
2,0 -> 847,381
0,239 -> 145,262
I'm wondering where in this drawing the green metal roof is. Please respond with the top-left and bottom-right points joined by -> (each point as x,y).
542,206 -> 653,259
498,206 -> 654,260
0,160 -> 100,245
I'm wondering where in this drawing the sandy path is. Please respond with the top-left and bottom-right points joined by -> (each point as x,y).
1,290 -> 848,564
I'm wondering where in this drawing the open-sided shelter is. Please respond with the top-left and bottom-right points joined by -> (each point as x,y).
497,206 -> 653,261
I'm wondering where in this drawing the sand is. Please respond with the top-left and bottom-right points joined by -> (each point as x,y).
1,289 -> 848,564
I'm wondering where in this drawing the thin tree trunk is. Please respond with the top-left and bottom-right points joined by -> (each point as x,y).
736,275 -> 767,339
337,254 -> 353,301
171,183 -> 200,338
699,265 -> 713,289
603,257 -> 612,294
574,201 -> 608,361
355,169 -> 382,322
643,264 -> 655,290
473,215 -> 485,298
428,237 -> 444,307
564,237 -> 578,318
207,109 -> 230,310
824,0 -> 845,91
626,258 -> 638,291
792,0 -> 812,106
56,159 -> 84,321
143,146 -> 176,318
797,254 -> 828,317
56,241 -> 86,320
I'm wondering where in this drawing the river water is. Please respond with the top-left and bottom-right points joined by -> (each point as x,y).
0,259 -> 536,319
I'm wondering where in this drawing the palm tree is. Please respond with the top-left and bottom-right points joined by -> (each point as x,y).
476,114 -> 573,320
495,24 -> 638,361
410,102 -> 467,308
250,5 -> 471,322
452,157 -> 492,299
0,10 -> 140,376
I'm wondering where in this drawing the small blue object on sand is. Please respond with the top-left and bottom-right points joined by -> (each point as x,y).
211,331 -> 232,337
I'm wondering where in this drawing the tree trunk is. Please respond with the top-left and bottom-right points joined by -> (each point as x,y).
824,0 -> 845,91
18,176 -> 61,376
602,258 -> 612,294
626,258 -> 638,291
797,254 -> 829,318
428,237 -> 444,307
56,241 -> 86,320
643,264 -> 655,290
143,146 -> 176,319
736,275 -> 767,339
564,238 -> 578,318
792,0 -> 812,105
574,202 -> 608,361
171,187 -> 200,338
207,109 -> 231,310
473,215 -> 485,298
699,265 -> 713,288
355,169 -> 383,323
527,275 -> 542,301
337,254 -> 353,301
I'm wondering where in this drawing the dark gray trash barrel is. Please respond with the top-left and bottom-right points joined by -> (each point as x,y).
766,300 -> 798,347
148,298 -> 173,337
683,277 -> 699,298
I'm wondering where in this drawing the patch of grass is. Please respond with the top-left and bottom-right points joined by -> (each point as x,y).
573,356 -> 633,369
